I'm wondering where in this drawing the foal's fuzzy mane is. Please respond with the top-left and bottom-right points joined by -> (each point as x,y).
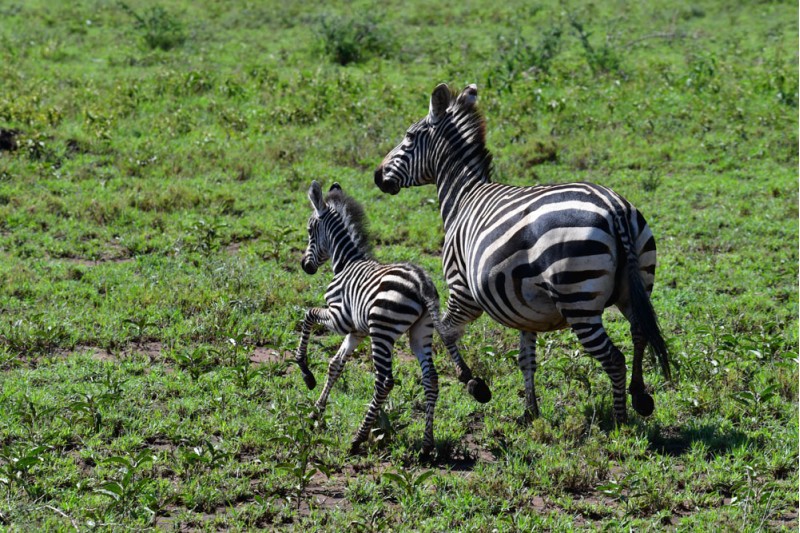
324,189 -> 373,257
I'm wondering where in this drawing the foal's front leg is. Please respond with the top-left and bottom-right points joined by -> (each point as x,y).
295,307 -> 332,390
313,333 -> 364,417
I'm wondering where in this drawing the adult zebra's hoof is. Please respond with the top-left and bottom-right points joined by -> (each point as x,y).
467,377 -> 492,404
302,372 -> 317,390
631,392 -> 655,417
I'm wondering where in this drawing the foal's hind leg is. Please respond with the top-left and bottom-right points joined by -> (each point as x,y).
568,317 -> 628,424
351,328 -> 400,454
408,316 -> 439,455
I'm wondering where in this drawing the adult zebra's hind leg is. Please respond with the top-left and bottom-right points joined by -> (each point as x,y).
518,331 -> 540,423
629,326 -> 655,416
408,316 -> 439,455
568,317 -> 628,425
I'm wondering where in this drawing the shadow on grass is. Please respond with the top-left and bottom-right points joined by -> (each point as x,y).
579,400 -> 752,458
647,424 -> 750,457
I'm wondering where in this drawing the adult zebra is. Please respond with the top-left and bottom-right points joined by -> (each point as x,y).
374,83 -> 671,424
297,181 -> 490,454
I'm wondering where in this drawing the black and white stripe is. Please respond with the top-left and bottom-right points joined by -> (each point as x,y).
296,180 -> 489,454
374,83 -> 670,424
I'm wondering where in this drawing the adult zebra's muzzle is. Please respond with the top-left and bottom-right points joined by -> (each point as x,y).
301,257 -> 318,275
374,166 -> 400,195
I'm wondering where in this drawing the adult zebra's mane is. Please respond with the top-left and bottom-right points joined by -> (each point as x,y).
324,189 -> 373,258
444,87 -> 494,183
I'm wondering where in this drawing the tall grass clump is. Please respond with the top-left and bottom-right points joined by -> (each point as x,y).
119,2 -> 186,51
316,14 -> 392,65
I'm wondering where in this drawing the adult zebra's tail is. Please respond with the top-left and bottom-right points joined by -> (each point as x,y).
420,275 -> 492,403
614,212 -> 672,382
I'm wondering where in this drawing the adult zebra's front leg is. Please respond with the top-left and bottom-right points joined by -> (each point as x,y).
440,289 -> 492,403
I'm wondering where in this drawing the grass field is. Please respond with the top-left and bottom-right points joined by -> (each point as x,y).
0,0 -> 797,530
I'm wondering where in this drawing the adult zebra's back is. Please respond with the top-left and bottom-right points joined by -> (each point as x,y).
374,83 -> 671,424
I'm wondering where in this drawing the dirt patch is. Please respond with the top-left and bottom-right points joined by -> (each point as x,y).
71,342 -> 164,362
250,348 -> 292,364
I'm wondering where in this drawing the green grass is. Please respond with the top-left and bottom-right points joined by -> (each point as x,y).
0,0 -> 797,530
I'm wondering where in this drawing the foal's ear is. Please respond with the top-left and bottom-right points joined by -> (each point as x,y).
429,83 -> 452,123
308,180 -> 326,216
329,182 -> 342,192
457,83 -> 478,108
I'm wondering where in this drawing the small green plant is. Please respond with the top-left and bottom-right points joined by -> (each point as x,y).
1,317 -> 69,356
172,346 -> 213,381
182,218 -> 227,256
371,398 -> 409,448
270,401 -> 332,509
568,15 -> 620,75
488,26 -> 563,92
0,444 -> 49,498
66,390 -> 121,434
263,224 -> 295,263
381,467 -> 435,502
94,449 -> 162,523
640,172 -> 662,192
13,395 -> 58,440
119,2 -> 186,51
180,439 -> 231,472
123,317 -> 158,345
316,14 -> 392,65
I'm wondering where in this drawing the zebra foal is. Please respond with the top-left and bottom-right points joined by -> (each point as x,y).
374,83 -> 671,424
295,180 -> 490,454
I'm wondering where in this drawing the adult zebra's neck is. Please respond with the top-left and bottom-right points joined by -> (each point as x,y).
434,135 -> 492,229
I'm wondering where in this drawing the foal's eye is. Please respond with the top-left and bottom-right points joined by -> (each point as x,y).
406,131 -> 416,142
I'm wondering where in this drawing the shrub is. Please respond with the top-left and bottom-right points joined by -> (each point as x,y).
316,14 -> 392,65
120,2 -> 186,51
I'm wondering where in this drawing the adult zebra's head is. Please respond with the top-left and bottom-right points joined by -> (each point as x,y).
302,180 -> 372,275
374,83 -> 487,195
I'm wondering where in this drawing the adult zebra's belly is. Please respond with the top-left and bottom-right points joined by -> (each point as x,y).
465,226 -> 617,333
470,268 -> 567,332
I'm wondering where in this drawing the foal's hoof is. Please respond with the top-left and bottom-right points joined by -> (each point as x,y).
631,392 -> 655,417
348,441 -> 364,456
467,377 -> 492,404
302,372 -> 317,390
421,443 -> 434,457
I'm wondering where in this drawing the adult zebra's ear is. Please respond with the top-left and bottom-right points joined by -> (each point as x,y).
329,182 -> 342,192
429,83 -> 451,123
457,84 -> 478,108
308,180 -> 326,216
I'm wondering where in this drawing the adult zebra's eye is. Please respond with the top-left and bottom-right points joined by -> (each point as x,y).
406,131 -> 416,143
